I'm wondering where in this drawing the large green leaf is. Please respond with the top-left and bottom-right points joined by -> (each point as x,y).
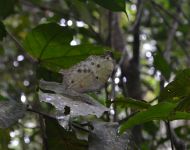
24,23 -> 106,70
119,101 -> 190,134
24,23 -> 73,60
0,0 -> 16,19
0,21 -> 6,41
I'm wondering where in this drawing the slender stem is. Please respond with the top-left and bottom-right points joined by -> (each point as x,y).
27,107 -> 56,120
6,30 -> 35,63
39,115 -> 49,150
165,121 -> 174,150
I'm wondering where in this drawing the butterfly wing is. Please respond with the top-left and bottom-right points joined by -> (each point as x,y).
60,55 -> 115,93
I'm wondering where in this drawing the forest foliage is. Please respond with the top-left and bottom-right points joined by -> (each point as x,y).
0,0 -> 190,149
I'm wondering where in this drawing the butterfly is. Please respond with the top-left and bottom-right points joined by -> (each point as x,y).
39,53 -> 115,123
59,53 -> 115,93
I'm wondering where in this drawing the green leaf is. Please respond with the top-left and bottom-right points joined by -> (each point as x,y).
175,96 -> 190,111
92,0 -> 126,12
169,111 -> 190,120
24,23 -> 106,71
0,0 -> 16,19
0,100 -> 26,128
45,117 -> 88,150
0,95 -> 9,101
119,102 -> 177,134
0,21 -> 6,41
153,51 -> 171,80
115,97 -> 150,110
36,66 -> 62,82
159,69 -> 190,101
24,23 -> 73,60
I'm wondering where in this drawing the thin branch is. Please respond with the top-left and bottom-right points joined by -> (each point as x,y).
164,2 -> 182,62
27,107 -> 56,120
165,121 -> 174,150
6,30 -> 35,63
39,115 -> 49,150
130,0 -> 144,32
72,122 -> 91,133
151,1 -> 190,63
20,0 -> 68,18
165,121 -> 186,150
151,0 -> 182,24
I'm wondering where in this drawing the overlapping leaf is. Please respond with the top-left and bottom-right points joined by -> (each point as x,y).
24,23 -> 106,71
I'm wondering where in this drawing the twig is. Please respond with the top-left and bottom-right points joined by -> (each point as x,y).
39,115 -> 48,150
164,2 -> 182,62
165,121 -> 174,150
165,121 -> 186,150
72,122 -> 91,133
6,30 -> 35,63
151,0 -> 182,24
130,0 -> 144,32
27,107 -> 56,120
151,1 -> 190,63
20,0 -> 68,18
